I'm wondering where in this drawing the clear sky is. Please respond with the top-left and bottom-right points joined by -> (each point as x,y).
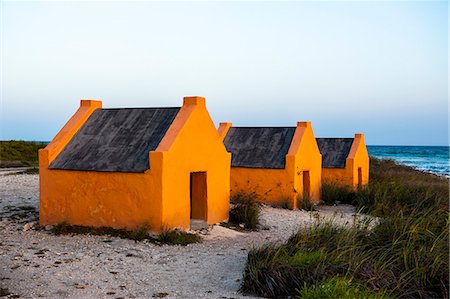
1,0 -> 448,146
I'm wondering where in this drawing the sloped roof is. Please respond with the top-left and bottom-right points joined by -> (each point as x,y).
49,107 -> 180,173
223,127 -> 296,169
316,138 -> 354,168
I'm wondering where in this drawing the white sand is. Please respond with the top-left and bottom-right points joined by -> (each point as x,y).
0,174 -> 358,298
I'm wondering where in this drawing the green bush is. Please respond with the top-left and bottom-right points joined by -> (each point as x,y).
229,191 -> 260,230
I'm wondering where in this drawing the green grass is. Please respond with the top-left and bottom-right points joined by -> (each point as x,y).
241,158 -> 449,298
229,191 -> 260,230
297,277 -> 390,299
0,140 -> 47,168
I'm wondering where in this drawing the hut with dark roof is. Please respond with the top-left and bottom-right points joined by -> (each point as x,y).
39,96 -> 231,232
218,122 -> 322,209
316,134 -> 369,188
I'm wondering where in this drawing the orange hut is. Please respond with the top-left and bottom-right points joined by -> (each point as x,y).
218,122 -> 322,209
39,96 -> 231,232
316,134 -> 369,188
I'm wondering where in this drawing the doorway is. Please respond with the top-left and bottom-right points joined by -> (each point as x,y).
357,167 -> 362,187
190,172 -> 207,229
302,171 -> 310,199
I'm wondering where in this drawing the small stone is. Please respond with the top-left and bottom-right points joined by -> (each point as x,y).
23,223 -> 32,231
44,225 -> 53,231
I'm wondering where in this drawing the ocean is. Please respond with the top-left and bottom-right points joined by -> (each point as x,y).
367,146 -> 450,177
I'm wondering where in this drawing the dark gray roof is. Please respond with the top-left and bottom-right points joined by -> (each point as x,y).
316,138 -> 354,168
49,107 -> 180,173
223,127 -> 296,169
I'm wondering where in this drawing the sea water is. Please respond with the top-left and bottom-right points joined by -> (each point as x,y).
367,146 -> 450,177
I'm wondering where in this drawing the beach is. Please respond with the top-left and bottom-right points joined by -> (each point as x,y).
0,173 -> 358,299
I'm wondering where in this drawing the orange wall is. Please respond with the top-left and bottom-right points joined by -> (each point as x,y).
222,122 -> 322,209
39,167 -> 162,230
347,134 -> 369,186
321,134 -> 369,188
40,97 -> 230,232
230,168 -> 293,207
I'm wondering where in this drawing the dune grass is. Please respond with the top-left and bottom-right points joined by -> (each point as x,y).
241,158 -> 449,298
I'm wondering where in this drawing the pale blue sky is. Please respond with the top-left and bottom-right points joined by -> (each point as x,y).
1,1 -> 448,145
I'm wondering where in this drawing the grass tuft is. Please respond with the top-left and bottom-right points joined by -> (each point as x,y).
157,229 -> 201,246
297,195 -> 316,211
229,191 -> 260,230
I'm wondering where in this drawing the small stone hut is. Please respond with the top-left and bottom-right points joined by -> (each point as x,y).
316,134 -> 369,188
39,96 -> 231,232
218,122 -> 322,209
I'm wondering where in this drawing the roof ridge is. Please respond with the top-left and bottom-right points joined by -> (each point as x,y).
101,107 -> 181,110
316,137 -> 354,139
231,126 -> 296,129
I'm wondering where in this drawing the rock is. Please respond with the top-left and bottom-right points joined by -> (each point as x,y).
23,223 -> 32,231
45,225 -> 53,231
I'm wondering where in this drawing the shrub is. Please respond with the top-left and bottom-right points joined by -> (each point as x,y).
157,229 -> 201,245
229,191 -> 260,230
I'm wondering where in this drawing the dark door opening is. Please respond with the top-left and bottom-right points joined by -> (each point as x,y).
357,167 -> 362,187
302,171 -> 310,199
190,172 -> 207,221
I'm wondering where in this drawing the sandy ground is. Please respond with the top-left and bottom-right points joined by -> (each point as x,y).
0,173 -> 357,299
